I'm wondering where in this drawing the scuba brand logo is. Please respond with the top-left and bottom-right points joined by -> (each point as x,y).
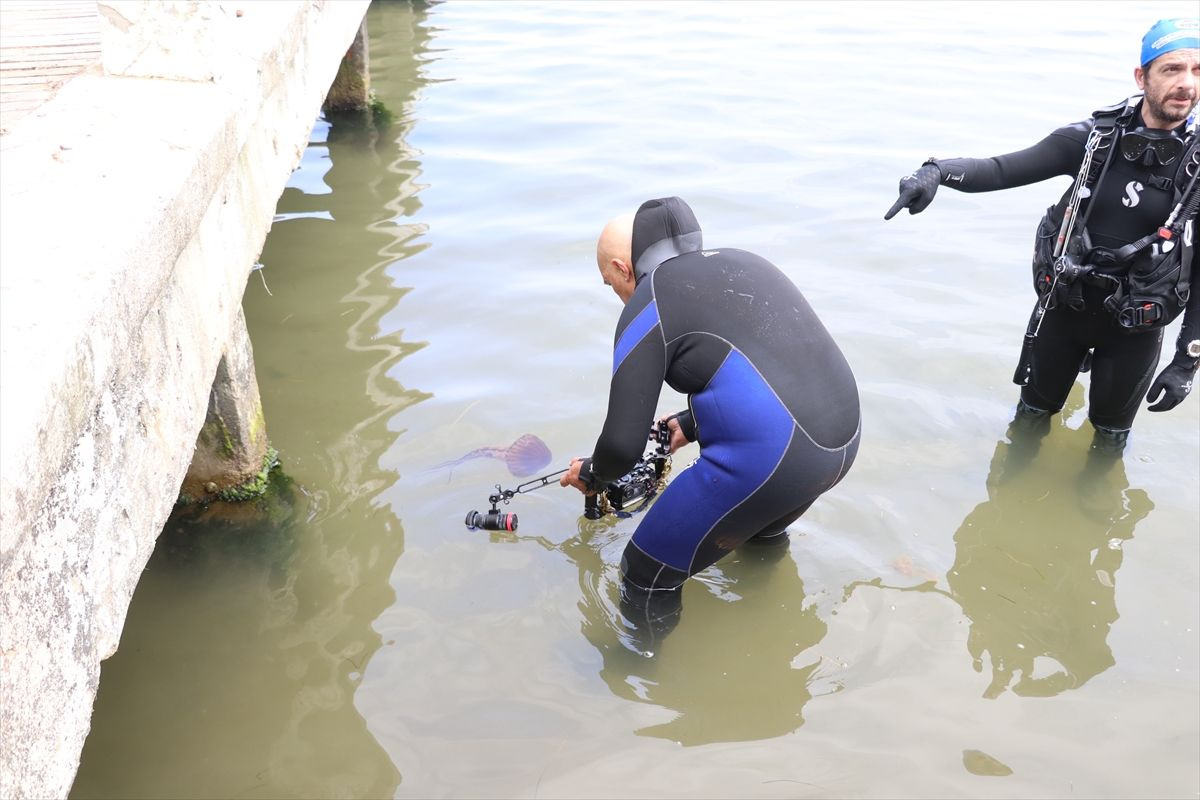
1122,181 -> 1145,207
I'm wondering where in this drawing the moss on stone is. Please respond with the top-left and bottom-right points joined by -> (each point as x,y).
368,91 -> 395,130
248,402 -> 266,445
200,416 -> 236,457
216,446 -> 280,502
161,467 -> 306,570
324,91 -> 394,142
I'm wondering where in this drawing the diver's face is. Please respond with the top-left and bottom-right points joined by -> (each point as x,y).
598,258 -> 635,304
1136,49 -> 1200,128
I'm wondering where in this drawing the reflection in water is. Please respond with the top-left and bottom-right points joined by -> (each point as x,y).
497,518 -> 829,746
72,527 -> 410,793
74,474 -> 401,800
948,410 -> 1153,699
847,400 -> 1156,703
72,3 -> 439,797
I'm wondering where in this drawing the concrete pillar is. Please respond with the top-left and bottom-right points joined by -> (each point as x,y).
322,19 -> 370,113
180,307 -> 273,503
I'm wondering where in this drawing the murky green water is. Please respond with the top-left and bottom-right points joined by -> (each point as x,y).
74,1 -> 1198,798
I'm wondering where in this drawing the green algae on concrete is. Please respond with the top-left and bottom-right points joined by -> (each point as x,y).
216,446 -> 280,502
368,91 -> 394,129
162,466 -> 307,571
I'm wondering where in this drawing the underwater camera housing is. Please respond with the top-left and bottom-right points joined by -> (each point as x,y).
463,420 -> 673,530
584,419 -> 673,520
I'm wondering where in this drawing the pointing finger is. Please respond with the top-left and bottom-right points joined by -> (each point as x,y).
883,195 -> 909,221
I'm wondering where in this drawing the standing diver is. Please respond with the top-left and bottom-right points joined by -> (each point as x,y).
884,18 -> 1200,451
560,196 -> 861,647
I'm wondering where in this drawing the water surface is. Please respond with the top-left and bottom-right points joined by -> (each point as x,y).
74,2 -> 1198,798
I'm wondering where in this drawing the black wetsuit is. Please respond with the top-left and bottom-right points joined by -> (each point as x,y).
932,99 -> 1199,431
579,197 -> 861,596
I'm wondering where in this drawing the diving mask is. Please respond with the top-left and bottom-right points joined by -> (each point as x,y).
1120,129 -> 1185,166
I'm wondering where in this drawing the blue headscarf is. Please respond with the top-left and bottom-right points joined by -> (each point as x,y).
1140,18 -> 1199,68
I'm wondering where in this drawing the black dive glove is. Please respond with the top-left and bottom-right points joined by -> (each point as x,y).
577,457 -> 601,491
1146,352 -> 1198,412
670,409 -> 696,442
884,163 -> 941,220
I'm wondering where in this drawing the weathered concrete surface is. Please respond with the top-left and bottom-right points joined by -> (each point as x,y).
99,0 -> 244,82
0,2 -> 370,797
180,307 -> 271,503
323,19 -> 371,113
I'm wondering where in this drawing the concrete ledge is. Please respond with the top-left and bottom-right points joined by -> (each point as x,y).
0,2 -> 370,796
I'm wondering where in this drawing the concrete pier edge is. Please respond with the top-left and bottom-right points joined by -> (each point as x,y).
0,2 -> 371,796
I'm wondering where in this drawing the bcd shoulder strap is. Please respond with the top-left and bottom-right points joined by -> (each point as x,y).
1075,96 -> 1140,221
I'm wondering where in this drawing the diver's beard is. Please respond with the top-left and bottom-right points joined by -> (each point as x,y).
1145,91 -> 1197,125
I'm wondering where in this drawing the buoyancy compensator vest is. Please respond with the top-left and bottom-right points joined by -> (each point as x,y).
1031,95 -> 1198,331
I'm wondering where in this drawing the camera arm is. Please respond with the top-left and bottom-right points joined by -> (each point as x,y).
486,467 -> 570,509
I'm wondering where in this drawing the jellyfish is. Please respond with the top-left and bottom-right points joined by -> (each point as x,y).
433,433 -> 553,477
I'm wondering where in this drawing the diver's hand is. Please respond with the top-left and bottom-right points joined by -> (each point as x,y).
661,410 -> 696,452
559,457 -> 595,494
1146,354 -> 1197,411
663,416 -> 688,454
883,163 -> 941,220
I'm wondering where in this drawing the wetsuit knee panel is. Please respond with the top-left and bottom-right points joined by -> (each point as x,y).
620,542 -> 688,592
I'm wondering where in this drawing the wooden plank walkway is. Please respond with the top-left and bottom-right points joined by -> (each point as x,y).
0,0 -> 101,131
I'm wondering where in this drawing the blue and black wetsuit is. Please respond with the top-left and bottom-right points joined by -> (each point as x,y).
579,197 -> 861,602
930,100 -> 1199,432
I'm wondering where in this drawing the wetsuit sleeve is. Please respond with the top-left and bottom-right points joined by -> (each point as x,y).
671,409 -> 696,442
587,290 -> 667,485
933,123 -> 1088,192
1173,244 -> 1200,360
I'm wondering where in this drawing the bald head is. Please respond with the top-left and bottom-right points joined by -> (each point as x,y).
596,213 -> 636,303
597,213 -> 634,270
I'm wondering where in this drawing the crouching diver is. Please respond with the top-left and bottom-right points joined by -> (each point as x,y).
560,196 -> 861,650
885,18 -> 1200,453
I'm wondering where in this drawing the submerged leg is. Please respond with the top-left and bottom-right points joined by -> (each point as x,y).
741,501 -> 812,551
994,398 -> 1053,482
1089,424 -> 1130,456
617,542 -> 687,653
617,579 -> 683,655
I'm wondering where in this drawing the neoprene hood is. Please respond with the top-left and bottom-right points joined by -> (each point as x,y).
631,196 -> 703,282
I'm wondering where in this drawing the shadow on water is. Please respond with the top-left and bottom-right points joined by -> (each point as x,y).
848,391 -> 1154,701
495,514 -> 829,746
72,2 -> 440,798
